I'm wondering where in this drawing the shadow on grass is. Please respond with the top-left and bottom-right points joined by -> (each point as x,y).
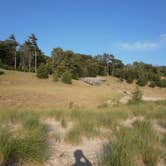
72,149 -> 92,166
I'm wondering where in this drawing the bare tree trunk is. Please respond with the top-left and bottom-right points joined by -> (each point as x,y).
29,53 -> 31,72
22,56 -> 25,71
29,59 -> 31,72
35,48 -> 37,72
14,51 -> 17,70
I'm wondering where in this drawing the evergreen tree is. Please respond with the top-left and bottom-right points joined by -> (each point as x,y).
29,34 -> 38,72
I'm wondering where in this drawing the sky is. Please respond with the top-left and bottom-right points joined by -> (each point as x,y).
0,0 -> 166,65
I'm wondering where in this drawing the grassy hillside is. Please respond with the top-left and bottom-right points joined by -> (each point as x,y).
0,70 -> 166,166
0,70 -> 166,110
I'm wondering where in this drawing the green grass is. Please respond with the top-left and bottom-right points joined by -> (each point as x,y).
0,110 -> 48,165
45,108 -> 129,144
0,101 -> 166,165
100,121 -> 160,166
65,126 -> 82,144
61,117 -> 67,128
162,134 -> 166,147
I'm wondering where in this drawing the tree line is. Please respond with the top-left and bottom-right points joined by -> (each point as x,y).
0,34 -> 166,87
0,34 -> 46,72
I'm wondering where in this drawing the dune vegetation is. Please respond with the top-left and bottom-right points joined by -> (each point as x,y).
0,33 -> 166,165
0,70 -> 166,165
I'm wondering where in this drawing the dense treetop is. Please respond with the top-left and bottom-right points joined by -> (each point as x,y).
0,34 -> 166,87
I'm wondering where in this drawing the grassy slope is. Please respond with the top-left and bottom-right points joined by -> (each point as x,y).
0,70 -> 166,110
0,70 -> 166,165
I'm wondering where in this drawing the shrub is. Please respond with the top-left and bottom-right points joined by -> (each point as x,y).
136,76 -> 148,86
123,68 -> 136,84
129,87 -> 142,103
157,79 -> 166,88
61,117 -> 67,128
126,76 -> 134,84
149,81 -> 156,88
0,70 -> 4,75
36,64 -> 49,79
52,71 -> 59,82
61,71 -> 72,84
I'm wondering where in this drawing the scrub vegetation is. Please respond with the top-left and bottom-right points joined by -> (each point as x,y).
0,100 -> 166,165
0,34 -> 166,165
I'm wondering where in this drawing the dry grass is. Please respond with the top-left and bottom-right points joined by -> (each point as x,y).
0,70 -> 166,166
0,70 -> 165,110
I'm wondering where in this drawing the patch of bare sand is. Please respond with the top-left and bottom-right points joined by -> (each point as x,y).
142,96 -> 165,101
119,90 -> 165,104
120,116 -> 144,128
157,159 -> 166,166
44,119 -> 107,166
153,120 -> 166,134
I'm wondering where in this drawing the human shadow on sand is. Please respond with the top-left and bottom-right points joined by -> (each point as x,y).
71,149 -> 92,166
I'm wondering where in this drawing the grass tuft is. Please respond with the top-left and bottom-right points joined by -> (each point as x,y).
100,121 -> 160,166
0,111 -> 48,165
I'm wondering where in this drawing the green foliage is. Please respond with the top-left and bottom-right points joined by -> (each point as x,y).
46,62 -> 54,74
65,126 -> 81,144
162,134 -> 166,147
0,112 -> 48,165
123,67 -> 136,84
61,117 -> 67,128
0,34 -> 166,88
100,121 -> 159,166
52,71 -> 59,82
0,101 -> 165,165
157,79 -> 166,88
36,64 -> 49,79
129,87 -> 142,103
136,76 -> 148,86
61,71 -> 72,84
126,76 -> 134,84
149,81 -> 156,88
0,70 -> 4,75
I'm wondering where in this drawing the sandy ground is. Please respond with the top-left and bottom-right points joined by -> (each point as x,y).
44,119 -> 107,166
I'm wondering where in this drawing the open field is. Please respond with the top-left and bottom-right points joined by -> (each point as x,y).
0,70 -> 166,166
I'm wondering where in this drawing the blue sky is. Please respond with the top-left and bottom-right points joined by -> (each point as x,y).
0,0 -> 166,65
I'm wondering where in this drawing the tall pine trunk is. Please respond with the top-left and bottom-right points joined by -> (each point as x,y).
28,52 -> 32,72
14,51 -> 17,70
35,49 -> 37,72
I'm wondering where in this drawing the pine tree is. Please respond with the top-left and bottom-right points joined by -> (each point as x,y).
7,34 -> 19,69
29,34 -> 38,72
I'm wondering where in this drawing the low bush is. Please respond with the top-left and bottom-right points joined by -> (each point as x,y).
36,64 -> 49,79
61,117 -> 67,128
136,76 -> 148,86
129,87 -> 142,104
126,77 -> 134,84
52,71 -> 59,82
157,79 -> 166,88
61,71 -> 72,84
0,70 -> 4,75
149,81 -> 156,88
